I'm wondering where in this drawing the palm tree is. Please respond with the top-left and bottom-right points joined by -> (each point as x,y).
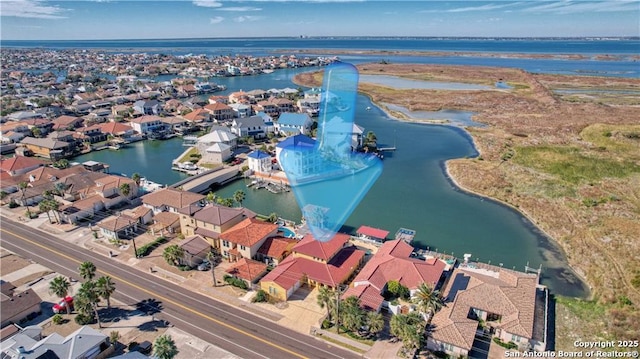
206,191 -> 217,204
54,182 -> 67,196
316,286 -> 333,323
163,245 -> 185,267
49,276 -> 72,314
412,283 -> 443,319
131,173 -> 141,186
18,181 -> 32,218
233,190 -> 246,207
340,296 -> 365,333
39,200 -> 52,223
366,312 -> 385,337
119,183 -> 131,198
206,251 -> 219,287
390,312 -> 426,351
153,334 -> 179,359
78,261 -> 97,281
267,212 -> 279,223
96,276 -> 116,309
75,280 -> 102,328
48,199 -> 61,223
365,131 -> 377,147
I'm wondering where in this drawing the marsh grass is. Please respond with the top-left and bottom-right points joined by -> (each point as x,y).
513,145 -> 640,184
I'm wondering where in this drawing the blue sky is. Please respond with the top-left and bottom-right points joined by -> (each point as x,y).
1,0 -> 638,40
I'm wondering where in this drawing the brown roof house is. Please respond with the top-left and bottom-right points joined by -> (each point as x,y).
426,261 -> 548,357
141,187 -> 205,214
256,236 -> 297,266
97,215 -> 138,241
179,235 -> 211,268
179,203 -> 254,248
226,258 -> 268,288
20,137 -> 71,160
0,286 -> 42,328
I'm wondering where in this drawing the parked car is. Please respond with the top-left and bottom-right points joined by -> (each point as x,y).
52,296 -> 73,314
197,260 -> 211,271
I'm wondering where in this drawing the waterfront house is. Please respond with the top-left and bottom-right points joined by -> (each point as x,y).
0,156 -> 46,177
141,187 -> 205,214
355,225 -> 389,243
229,103 -> 252,118
75,124 -> 107,144
181,108 -> 211,124
51,115 -> 83,131
204,102 -> 234,121
275,134 -> 320,177
231,116 -> 266,139
219,218 -> 278,262
97,215 -> 138,240
133,99 -> 160,115
129,115 -> 165,136
161,116 -> 189,134
0,325 -> 109,359
247,150 -> 272,174
297,97 -> 320,117
121,206 -> 154,225
179,203 -> 254,248
196,129 -> 238,153
275,113 -> 313,136
228,90 -> 249,104
260,233 -> 365,301
19,137 -> 71,160
226,258 -> 268,288
256,236 -> 297,266
0,288 -> 42,328
178,235 -> 211,267
271,98 -> 296,114
203,142 -> 232,163
427,262 -> 548,357
100,121 -> 135,140
342,240 -> 446,312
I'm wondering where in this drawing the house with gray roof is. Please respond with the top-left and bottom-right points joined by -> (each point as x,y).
231,116 -> 266,139
0,325 -> 109,359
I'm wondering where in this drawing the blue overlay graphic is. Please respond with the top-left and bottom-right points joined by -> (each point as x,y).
279,63 -> 383,242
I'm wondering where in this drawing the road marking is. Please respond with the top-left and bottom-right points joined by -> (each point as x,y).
1,227 -> 308,359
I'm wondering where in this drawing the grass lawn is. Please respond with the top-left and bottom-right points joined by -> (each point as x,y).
198,162 -> 222,170
177,147 -> 199,163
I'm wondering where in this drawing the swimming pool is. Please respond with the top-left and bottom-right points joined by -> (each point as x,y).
279,227 -> 296,238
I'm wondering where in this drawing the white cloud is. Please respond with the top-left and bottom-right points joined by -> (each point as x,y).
233,15 -> 263,22
210,16 -> 225,24
522,0 -> 639,14
193,0 -> 223,8
0,0 -> 68,19
445,2 -> 521,13
218,6 -> 262,11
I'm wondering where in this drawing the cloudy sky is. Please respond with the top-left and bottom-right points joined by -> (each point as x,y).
1,0 -> 638,40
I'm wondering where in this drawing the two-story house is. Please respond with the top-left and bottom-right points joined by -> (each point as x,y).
19,137 -> 71,160
219,218 -> 278,262
204,102 -> 234,121
179,203 -> 255,248
247,150 -> 272,174
231,116 -> 266,139
129,115 -> 165,135
133,99 -> 161,115
275,113 -> 313,136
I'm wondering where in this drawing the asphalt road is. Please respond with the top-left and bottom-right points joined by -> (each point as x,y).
0,220 -> 361,359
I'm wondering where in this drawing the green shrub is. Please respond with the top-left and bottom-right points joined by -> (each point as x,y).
178,265 -> 191,271
321,319 -> 333,329
51,314 -> 64,325
252,290 -> 268,303
8,200 -> 19,208
136,236 -> 167,257
224,275 -> 248,289
493,337 -> 518,349
75,313 -> 94,325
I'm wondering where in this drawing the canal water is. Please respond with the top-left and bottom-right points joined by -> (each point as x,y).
74,67 -> 589,297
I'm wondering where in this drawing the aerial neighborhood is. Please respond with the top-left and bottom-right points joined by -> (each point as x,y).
1,48 -> 551,359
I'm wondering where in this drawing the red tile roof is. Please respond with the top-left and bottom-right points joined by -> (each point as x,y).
342,284 -> 385,311
101,121 -> 133,135
226,258 -> 267,282
261,246 -> 364,290
292,233 -> 350,262
0,156 -> 46,174
221,218 -> 278,247
257,236 -> 297,260
356,225 -> 389,239
354,240 -> 445,291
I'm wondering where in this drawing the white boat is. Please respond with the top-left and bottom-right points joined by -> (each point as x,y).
140,178 -> 165,193
366,106 -> 372,111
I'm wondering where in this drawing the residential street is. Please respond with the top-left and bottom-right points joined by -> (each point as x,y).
0,219 -> 360,359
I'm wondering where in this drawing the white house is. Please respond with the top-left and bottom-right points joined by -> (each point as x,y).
229,103 -> 252,118
204,142 -> 232,163
196,129 -> 237,154
231,116 -> 266,139
129,115 -> 165,135
247,150 -> 272,174
275,113 -> 313,136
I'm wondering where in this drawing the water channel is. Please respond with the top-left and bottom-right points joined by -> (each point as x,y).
73,67 -> 589,297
